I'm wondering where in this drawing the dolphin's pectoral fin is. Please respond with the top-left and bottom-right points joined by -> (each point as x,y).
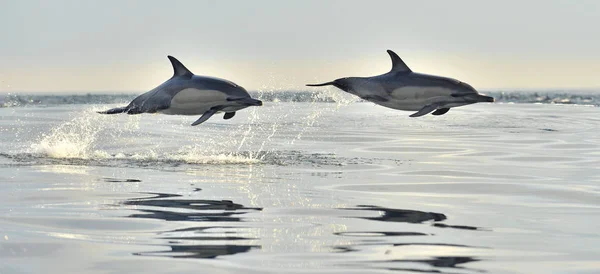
223,112 -> 236,120
191,108 -> 219,126
432,108 -> 450,116
409,104 -> 440,118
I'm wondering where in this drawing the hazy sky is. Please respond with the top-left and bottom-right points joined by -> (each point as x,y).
1,0 -> 599,92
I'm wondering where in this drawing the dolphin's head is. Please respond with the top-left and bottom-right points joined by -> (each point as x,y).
444,78 -> 494,102
439,76 -> 478,94
456,81 -> 478,93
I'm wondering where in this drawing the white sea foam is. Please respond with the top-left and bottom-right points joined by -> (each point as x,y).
29,107 -> 107,159
27,107 -> 262,165
25,91 -> 351,165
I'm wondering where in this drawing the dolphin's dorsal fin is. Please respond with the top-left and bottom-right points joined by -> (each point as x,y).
167,56 -> 193,78
386,50 -> 412,73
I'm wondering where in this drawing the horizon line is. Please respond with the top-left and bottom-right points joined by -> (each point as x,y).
1,87 -> 600,95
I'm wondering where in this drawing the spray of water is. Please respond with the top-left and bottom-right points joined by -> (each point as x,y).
27,105 -> 263,165
29,106 -> 116,159
290,87 -> 358,144
24,87 -> 357,166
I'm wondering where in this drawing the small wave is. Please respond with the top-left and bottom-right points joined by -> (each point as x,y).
0,149 -> 382,170
1,93 -> 134,108
24,107 -> 260,165
105,150 -> 261,165
0,91 -> 340,108
9,93 -> 379,169
486,91 -> 600,106
1,151 -> 260,168
3,90 -> 599,108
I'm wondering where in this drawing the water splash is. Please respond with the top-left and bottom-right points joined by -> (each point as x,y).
235,85 -> 285,161
22,88 -> 355,165
165,146 -> 260,164
290,87 -> 358,144
26,106 -> 263,165
29,107 -> 113,159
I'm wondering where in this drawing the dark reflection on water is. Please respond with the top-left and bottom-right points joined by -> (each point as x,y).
337,205 -> 487,273
158,226 -> 257,241
382,256 -> 483,274
335,231 -> 430,237
343,205 -> 484,231
121,191 -> 487,271
344,205 -> 447,223
133,244 -> 259,259
102,177 -> 142,183
433,223 -> 481,231
335,242 -> 480,250
390,256 -> 479,268
123,192 -> 262,259
124,194 -> 262,222
380,256 -> 484,274
392,243 -> 478,248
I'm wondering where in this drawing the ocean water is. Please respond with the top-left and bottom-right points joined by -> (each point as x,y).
0,91 -> 599,274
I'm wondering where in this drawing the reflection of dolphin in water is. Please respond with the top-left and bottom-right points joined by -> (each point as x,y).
134,244 -> 259,259
124,195 -> 262,222
307,50 -> 494,117
124,192 -> 261,259
99,56 -> 262,126
343,205 -> 481,230
344,205 -> 446,223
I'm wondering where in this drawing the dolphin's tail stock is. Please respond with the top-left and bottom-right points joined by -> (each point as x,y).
97,106 -> 128,114
306,81 -> 336,87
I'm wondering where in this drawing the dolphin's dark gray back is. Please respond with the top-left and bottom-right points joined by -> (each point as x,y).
98,55 -> 260,118
124,76 -> 250,114
369,72 -> 476,95
119,56 -> 251,114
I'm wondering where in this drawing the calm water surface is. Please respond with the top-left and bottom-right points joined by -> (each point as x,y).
0,100 -> 599,273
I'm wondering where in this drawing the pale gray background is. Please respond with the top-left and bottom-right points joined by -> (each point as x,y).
1,0 -> 599,91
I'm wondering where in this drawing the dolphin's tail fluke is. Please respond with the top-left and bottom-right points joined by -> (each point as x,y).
97,106 -> 128,114
306,81 -> 336,87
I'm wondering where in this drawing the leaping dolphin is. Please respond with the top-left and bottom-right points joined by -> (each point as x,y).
99,56 -> 262,126
307,50 -> 493,117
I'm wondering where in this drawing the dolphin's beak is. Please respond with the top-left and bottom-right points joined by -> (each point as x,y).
247,99 -> 263,106
480,95 -> 495,103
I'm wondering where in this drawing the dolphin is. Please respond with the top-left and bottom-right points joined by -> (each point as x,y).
99,56 -> 262,126
307,50 -> 494,117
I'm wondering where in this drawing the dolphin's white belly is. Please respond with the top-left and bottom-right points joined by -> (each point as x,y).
377,86 -> 458,111
159,88 -> 245,115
